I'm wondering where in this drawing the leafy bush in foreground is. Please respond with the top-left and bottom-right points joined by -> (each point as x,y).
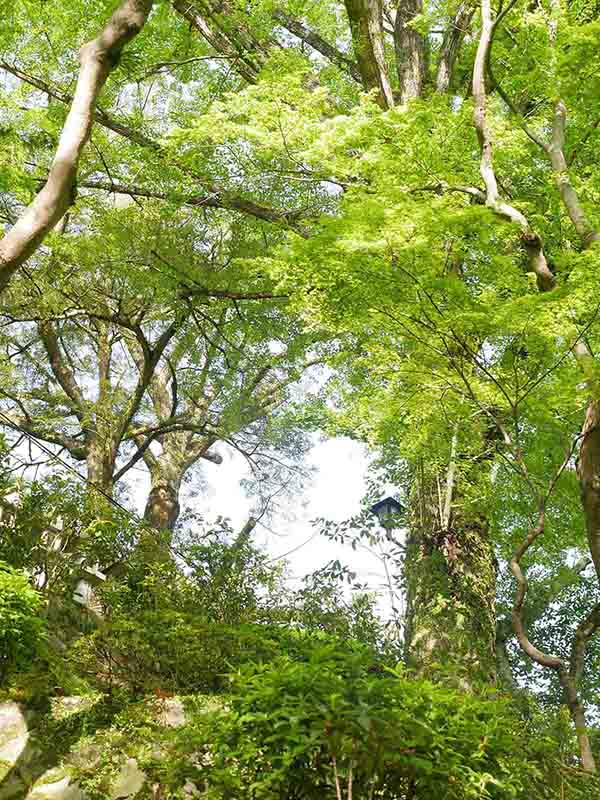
179,648 -> 598,800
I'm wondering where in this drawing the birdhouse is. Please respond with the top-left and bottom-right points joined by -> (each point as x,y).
370,497 -> 405,529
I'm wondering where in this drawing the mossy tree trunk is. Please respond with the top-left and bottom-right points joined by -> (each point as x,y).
403,459 -> 497,686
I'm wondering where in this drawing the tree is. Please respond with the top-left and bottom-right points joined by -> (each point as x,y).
2,0 -> 600,779
0,199 -> 320,567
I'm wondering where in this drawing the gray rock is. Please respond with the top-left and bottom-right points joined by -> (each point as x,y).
0,703 -> 28,760
159,698 -> 185,728
0,733 -> 29,765
28,776 -> 84,799
182,781 -> 200,797
110,758 -> 146,799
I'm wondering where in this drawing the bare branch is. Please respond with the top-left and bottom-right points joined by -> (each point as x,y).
0,0 -> 154,292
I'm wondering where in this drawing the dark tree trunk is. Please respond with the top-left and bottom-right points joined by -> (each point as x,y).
344,0 -> 394,108
577,400 -> 600,580
435,1 -> 474,93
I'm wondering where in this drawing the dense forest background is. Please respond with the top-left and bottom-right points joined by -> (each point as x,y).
2,0 -> 600,797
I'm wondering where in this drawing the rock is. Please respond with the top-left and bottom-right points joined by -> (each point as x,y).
110,759 -> 146,799
68,742 -> 103,771
159,698 -> 185,728
51,696 -> 99,722
0,733 -> 29,765
28,776 -> 84,799
0,703 -> 28,763
182,781 -> 200,797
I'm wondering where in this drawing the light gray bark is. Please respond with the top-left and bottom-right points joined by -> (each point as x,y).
394,0 -> 426,102
0,0 -> 154,293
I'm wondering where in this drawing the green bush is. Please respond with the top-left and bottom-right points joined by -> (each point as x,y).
0,560 -> 46,685
180,648 -> 599,800
68,611 -> 376,695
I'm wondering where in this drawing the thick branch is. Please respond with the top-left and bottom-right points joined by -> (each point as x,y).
171,0 -> 265,83
3,68 -> 311,231
510,433 -> 596,772
38,321 -> 87,422
78,179 -> 297,225
0,409 -> 86,460
471,0 -> 554,291
272,10 -> 362,82
549,101 -> 600,248
570,602 -> 600,684
0,0 -> 154,292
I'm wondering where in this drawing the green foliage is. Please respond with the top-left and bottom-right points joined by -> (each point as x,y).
0,475 -> 138,597
2,0 -> 600,783
68,520 -> 392,696
0,561 -> 46,685
178,649 -> 599,799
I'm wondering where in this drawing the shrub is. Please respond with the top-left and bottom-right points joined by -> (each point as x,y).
68,611 -> 377,695
183,647 -> 599,799
0,560 -> 46,684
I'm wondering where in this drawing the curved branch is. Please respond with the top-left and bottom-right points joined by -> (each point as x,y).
0,0 -> 154,292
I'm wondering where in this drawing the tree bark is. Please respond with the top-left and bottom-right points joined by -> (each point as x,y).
344,0 -> 394,108
577,401 -> 600,579
435,1 -> 474,93
404,460 -> 497,685
394,0 -> 426,102
144,472 -> 182,532
0,0 -> 154,293
272,10 -> 362,83
171,0 -> 264,83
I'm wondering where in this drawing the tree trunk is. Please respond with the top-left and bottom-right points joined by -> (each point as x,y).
86,435 -> 116,498
144,477 -> 181,532
435,1 -> 474,93
577,400 -> 600,580
394,0 -> 426,102
344,0 -> 394,108
404,461 -> 497,685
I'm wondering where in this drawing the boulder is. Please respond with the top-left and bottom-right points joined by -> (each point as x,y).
110,759 -> 146,799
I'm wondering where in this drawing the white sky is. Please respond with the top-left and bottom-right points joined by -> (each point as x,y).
124,434 -> 400,616
165,437 -> 400,617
